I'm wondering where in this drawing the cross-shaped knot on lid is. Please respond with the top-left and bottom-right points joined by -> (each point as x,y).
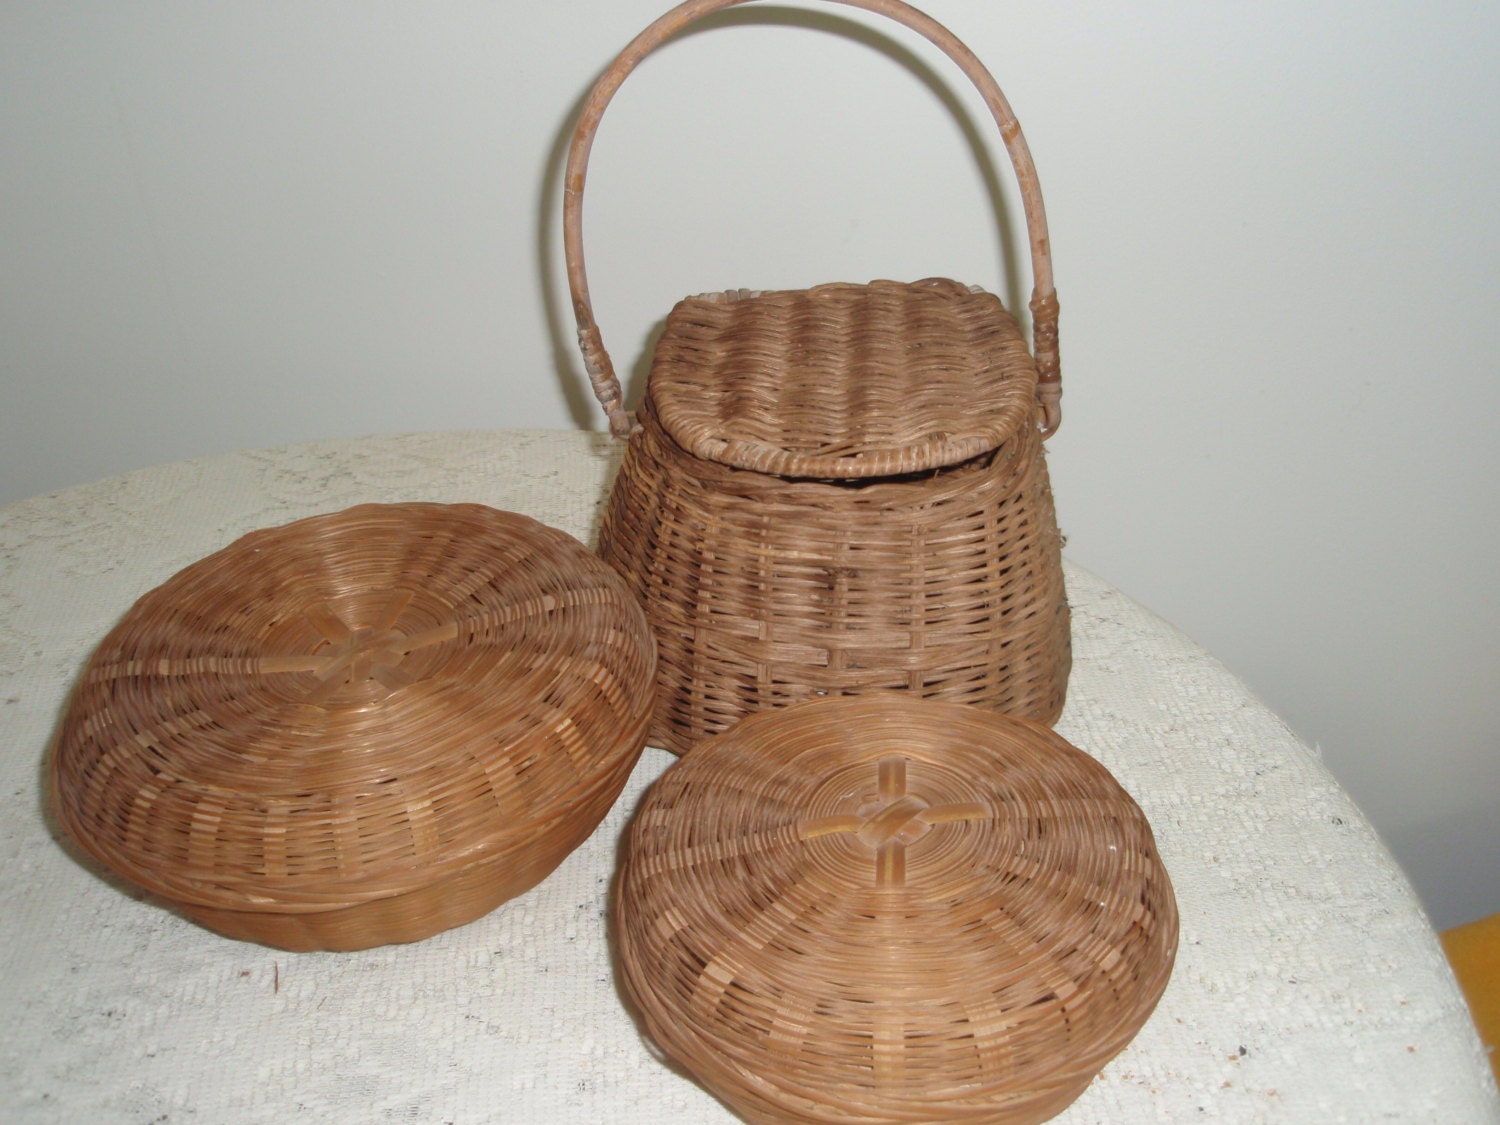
256,590 -> 458,704
797,756 -> 988,888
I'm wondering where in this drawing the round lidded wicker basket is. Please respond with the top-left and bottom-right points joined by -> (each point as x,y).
50,502 -> 657,952
615,694 -> 1178,1125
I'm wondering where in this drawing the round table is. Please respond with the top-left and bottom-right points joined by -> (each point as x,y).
2,430 -> 1495,1123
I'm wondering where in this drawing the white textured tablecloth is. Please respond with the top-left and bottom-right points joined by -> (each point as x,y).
1,429 -> 1495,1123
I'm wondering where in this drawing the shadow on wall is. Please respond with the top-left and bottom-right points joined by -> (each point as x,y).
1386,796 -> 1500,932
533,3 -> 1027,431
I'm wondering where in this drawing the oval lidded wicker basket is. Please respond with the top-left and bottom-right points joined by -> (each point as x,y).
615,694 -> 1178,1124
567,0 -> 1072,754
50,502 -> 657,952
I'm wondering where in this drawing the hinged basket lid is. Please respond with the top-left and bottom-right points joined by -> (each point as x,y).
616,694 -> 1177,1124
50,502 -> 657,950
647,279 -> 1039,479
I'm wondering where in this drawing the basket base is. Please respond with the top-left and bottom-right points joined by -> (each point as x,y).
174,843 -> 566,952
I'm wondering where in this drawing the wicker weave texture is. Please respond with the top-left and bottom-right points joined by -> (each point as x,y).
615,695 -> 1178,1124
650,280 -> 1039,478
600,383 -> 1070,754
50,503 -> 656,951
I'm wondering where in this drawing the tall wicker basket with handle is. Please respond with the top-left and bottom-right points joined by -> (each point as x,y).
566,0 -> 1071,755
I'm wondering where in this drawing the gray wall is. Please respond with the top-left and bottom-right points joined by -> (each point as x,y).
3,1 -> 1497,928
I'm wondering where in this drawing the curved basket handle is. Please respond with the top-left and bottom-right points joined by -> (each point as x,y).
564,0 -> 1061,440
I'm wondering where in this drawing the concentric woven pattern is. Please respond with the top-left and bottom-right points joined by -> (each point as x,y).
599,397 -> 1070,755
616,694 -> 1178,1125
50,502 -> 656,951
649,280 -> 1038,478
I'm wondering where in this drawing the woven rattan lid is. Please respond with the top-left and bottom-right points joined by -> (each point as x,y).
616,694 -> 1177,1124
50,502 -> 656,951
646,279 -> 1040,478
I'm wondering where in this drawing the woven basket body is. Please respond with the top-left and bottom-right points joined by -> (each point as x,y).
566,0 -> 1071,753
600,281 -> 1070,753
615,695 -> 1179,1124
50,503 -> 656,951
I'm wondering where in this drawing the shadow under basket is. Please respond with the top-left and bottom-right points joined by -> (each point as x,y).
615,695 -> 1178,1125
49,502 -> 657,952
